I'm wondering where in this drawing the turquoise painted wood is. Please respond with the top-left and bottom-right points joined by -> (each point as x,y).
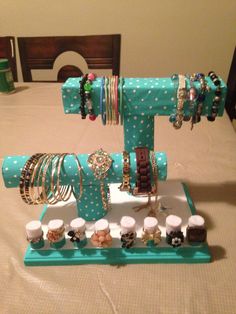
62,77 -> 227,152
2,152 -> 167,188
24,183 -> 211,266
2,152 -> 167,220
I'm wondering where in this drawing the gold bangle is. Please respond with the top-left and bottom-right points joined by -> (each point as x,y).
56,153 -> 73,202
119,151 -> 131,192
50,154 -> 69,203
150,151 -> 158,196
29,153 -> 47,204
41,154 -> 59,204
69,153 -> 83,201
19,153 -> 44,204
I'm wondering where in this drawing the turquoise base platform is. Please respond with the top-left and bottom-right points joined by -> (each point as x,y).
24,182 -> 211,266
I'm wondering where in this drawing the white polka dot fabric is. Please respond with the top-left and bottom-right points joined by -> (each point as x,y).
2,152 -> 167,221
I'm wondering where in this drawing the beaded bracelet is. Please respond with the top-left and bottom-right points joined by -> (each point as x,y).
190,73 -> 209,129
187,75 -> 197,129
79,75 -> 87,119
84,73 -> 96,121
208,71 -> 221,121
173,74 -> 187,129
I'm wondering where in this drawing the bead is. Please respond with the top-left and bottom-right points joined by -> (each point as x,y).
173,120 -> 182,129
215,89 -> 221,96
196,73 -> 204,80
84,82 -> 92,91
210,74 -> 217,80
208,71 -> 215,76
171,74 -> 178,81
207,116 -> 215,122
189,87 -> 197,101
183,115 -> 191,121
89,114 -> 97,121
213,78 -> 221,86
214,96 -> 221,103
169,114 -> 176,123
197,93 -> 205,102
212,106 -> 218,114
88,73 -> 96,81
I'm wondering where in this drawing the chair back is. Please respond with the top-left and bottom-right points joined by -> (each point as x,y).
18,35 -> 121,82
0,36 -> 18,81
225,46 -> 236,120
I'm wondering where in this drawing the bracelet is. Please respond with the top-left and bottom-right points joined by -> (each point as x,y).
70,153 -> 83,201
79,75 -> 87,119
87,148 -> 113,211
114,76 -> 119,124
84,73 -> 96,121
56,153 -> 73,202
149,151 -> 158,195
19,153 -> 44,204
208,71 -> 221,121
119,151 -> 131,192
100,77 -> 106,125
119,77 -> 124,125
50,154 -> 70,203
104,77 -> 110,125
173,74 -> 187,129
133,147 -> 152,196
29,153 -> 49,204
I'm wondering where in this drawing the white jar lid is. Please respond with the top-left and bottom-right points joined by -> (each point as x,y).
144,217 -> 158,233
188,215 -> 205,228
95,219 -> 109,232
120,216 -> 136,233
26,220 -> 42,238
166,215 -> 182,234
70,218 -> 86,232
48,219 -> 64,231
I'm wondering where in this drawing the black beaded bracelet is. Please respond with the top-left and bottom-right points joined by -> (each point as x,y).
79,74 -> 88,119
207,71 -> 221,122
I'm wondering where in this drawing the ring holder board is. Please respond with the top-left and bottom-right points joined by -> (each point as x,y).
2,76 -> 227,265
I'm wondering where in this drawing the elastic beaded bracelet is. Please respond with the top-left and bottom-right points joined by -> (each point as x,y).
100,77 -> 106,125
79,75 -> 87,119
191,73 -> 208,128
84,73 -> 96,121
173,74 -> 187,129
208,71 -> 221,121
186,75 -> 197,129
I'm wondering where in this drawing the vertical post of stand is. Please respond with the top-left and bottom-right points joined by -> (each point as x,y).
75,184 -> 109,221
123,115 -> 154,152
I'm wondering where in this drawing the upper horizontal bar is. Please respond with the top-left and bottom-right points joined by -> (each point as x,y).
62,77 -> 226,117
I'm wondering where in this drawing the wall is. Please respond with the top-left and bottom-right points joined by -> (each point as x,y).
1,0 -> 236,81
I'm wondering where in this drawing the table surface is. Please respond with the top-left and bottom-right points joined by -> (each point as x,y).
0,83 -> 236,314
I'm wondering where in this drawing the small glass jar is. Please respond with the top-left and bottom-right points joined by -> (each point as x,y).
0,58 -> 15,94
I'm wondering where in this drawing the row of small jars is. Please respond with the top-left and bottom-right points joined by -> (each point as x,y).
26,214 -> 207,250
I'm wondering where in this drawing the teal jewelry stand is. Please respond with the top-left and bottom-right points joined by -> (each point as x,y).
1,76 -> 227,265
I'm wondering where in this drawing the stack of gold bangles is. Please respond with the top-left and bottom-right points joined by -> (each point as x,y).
19,153 -> 83,205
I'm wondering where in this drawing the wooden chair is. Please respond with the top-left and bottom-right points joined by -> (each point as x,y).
225,46 -> 236,120
0,36 -> 18,81
18,35 -> 121,82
